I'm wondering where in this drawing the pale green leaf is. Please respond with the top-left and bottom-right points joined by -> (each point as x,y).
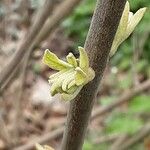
110,1 -> 129,56
66,53 -> 78,67
35,144 -> 44,150
78,46 -> 89,71
115,1 -> 129,41
61,86 -> 83,101
128,12 -> 133,22
43,49 -> 73,71
44,145 -> 54,150
50,73 -> 68,95
86,68 -> 95,83
49,70 -> 66,81
68,80 -> 76,89
62,72 -> 75,91
35,143 -> 54,150
75,67 -> 87,86
125,7 -> 147,38
49,69 -> 73,83
50,79 -> 63,96
66,85 -> 78,94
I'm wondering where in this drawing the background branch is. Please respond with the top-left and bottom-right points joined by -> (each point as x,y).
0,0 -> 82,90
92,79 -> 150,119
120,122 -> 150,150
0,0 -> 54,88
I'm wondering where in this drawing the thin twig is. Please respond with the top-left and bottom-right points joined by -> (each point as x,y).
0,0 -> 55,88
120,122 -> 150,150
91,79 -> 150,120
110,134 -> 128,150
0,0 -> 82,90
93,133 -> 121,145
132,33 -> 139,86
0,115 -> 11,145
13,127 -> 64,150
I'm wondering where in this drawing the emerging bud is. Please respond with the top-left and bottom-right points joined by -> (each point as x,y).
35,143 -> 54,150
43,47 -> 95,101
110,1 -> 146,56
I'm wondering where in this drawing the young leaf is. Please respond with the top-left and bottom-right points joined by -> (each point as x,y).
35,143 -> 54,150
125,7 -> 147,38
43,49 -> 73,71
75,67 -> 87,86
68,80 -> 76,89
110,1 -> 129,56
78,46 -> 89,71
62,72 -> 75,91
66,53 -> 78,67
61,86 -> 83,101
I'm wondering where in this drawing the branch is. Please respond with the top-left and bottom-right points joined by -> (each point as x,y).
92,79 -> 150,119
61,0 -> 126,150
120,122 -> 150,150
0,0 -> 54,88
0,0 -> 82,89
12,127 -> 64,150
12,53 -> 30,143
110,134 -> 128,150
34,0 -> 82,44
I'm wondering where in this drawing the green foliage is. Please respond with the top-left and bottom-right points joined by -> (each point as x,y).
83,141 -> 93,150
105,113 -> 143,135
83,141 -> 108,150
62,0 -> 96,46
118,73 -> 132,89
100,96 -> 117,106
129,95 -> 150,113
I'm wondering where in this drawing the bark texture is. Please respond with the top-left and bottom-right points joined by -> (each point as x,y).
61,0 -> 127,150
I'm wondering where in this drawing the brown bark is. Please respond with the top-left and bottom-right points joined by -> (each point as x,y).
61,0 -> 127,150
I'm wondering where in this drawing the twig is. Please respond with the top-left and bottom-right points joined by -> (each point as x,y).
93,133 -> 121,145
132,33 -> 139,86
12,52 -> 30,143
110,134 -> 128,150
12,127 -> 64,150
61,0 -> 126,149
120,122 -> 150,150
0,64 -> 19,92
91,79 -> 150,120
0,115 -> 11,145
0,0 -> 55,88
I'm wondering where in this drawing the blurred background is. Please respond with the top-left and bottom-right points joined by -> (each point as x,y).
0,0 -> 150,150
